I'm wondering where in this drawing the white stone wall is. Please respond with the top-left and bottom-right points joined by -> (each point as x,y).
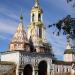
0,51 -> 73,75
53,64 -> 71,74
73,54 -> 75,61
19,52 -> 52,75
64,54 -> 73,62
1,52 -> 20,75
20,53 -> 52,66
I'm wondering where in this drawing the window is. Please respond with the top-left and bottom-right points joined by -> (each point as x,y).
21,57 -> 22,64
38,13 -> 41,21
67,68 -> 69,72
57,68 -> 59,72
19,72 -> 21,75
17,44 -> 21,48
32,14 -> 34,22
39,28 -> 42,38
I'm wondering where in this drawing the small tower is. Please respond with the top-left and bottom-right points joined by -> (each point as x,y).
28,0 -> 46,52
9,12 -> 30,51
64,35 -> 75,62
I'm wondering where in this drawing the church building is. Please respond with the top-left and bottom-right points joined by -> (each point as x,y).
0,0 -> 75,75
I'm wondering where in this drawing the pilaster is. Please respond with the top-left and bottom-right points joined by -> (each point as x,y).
47,61 -> 50,75
33,66 -> 38,75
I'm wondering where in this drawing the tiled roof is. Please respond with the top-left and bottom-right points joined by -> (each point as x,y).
11,21 -> 28,43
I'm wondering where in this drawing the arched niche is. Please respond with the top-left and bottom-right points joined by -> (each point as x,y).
23,64 -> 32,75
38,61 -> 47,75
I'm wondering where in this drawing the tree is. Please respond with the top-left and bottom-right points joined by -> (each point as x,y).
43,42 -> 56,59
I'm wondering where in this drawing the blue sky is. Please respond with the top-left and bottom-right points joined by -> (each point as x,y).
0,0 -> 72,60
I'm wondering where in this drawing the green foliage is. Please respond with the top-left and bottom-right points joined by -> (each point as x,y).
49,15 -> 75,38
43,42 -> 55,58
43,42 -> 52,52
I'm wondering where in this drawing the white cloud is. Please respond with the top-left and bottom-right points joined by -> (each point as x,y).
0,22 -> 16,34
46,27 -> 67,59
0,35 -> 7,40
0,4 -> 19,20
44,0 -> 71,15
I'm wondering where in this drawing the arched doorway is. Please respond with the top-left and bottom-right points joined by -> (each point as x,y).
23,64 -> 32,75
38,61 -> 47,75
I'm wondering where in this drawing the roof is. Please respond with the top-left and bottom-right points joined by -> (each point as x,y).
64,49 -> 75,54
0,61 -> 16,75
11,22 -> 28,43
52,60 -> 72,65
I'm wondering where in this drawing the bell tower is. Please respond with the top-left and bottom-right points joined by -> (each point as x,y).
31,0 -> 43,23
28,0 -> 46,52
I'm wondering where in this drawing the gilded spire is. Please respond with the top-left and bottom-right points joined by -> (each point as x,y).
35,0 -> 39,7
20,8 -> 23,22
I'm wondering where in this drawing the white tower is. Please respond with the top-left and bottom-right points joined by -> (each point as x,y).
64,35 -> 75,62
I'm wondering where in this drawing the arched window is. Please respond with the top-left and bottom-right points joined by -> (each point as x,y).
57,68 -> 59,72
67,68 -> 69,72
38,61 -> 47,75
39,28 -> 42,38
32,14 -> 34,22
23,64 -> 32,75
63,68 -> 64,72
38,13 -> 41,21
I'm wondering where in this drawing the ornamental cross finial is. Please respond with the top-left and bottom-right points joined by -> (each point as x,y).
35,0 -> 39,7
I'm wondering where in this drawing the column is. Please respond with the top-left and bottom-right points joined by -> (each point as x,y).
71,63 -> 75,75
47,59 -> 54,75
47,62 -> 50,75
33,66 -> 38,75
42,27 -> 46,42
21,73 -> 23,75
42,28 -> 44,42
33,67 -> 35,75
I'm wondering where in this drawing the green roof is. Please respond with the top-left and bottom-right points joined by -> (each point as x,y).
64,49 -> 75,54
